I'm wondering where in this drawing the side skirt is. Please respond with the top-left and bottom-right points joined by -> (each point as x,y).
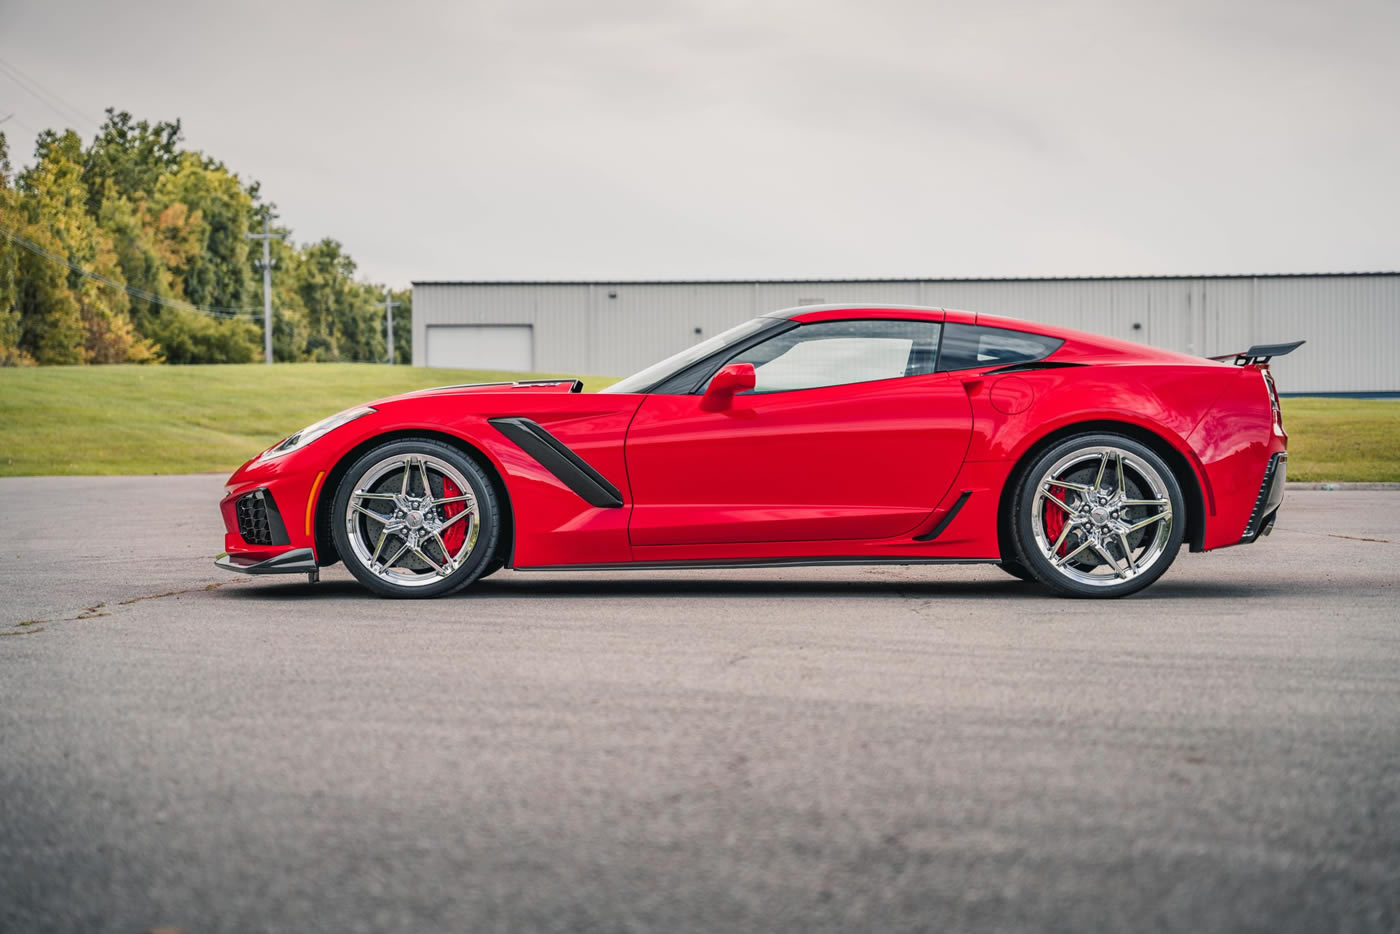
515,556 -> 998,572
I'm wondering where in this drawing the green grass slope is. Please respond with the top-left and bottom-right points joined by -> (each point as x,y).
1280,397 -> 1400,482
0,364 -> 613,476
0,365 -> 1393,480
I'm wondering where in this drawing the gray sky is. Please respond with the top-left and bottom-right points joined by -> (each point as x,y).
2,0 -> 1397,287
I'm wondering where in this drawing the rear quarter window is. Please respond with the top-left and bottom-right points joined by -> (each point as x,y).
937,323 -> 1063,372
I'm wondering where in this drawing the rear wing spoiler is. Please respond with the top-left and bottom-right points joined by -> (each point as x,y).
1209,340 -> 1305,367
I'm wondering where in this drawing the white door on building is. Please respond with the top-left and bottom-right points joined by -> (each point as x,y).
425,325 -> 534,371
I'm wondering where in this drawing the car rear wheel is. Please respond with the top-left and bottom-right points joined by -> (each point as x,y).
331,439 -> 500,598
1010,433 -> 1185,598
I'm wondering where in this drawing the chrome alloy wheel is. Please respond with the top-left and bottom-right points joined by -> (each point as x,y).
342,453 -> 481,588
1030,445 -> 1174,588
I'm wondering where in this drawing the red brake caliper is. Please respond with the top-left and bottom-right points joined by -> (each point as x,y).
1044,484 -> 1070,555
439,477 -> 467,554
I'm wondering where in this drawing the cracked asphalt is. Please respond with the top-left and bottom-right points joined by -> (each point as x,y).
1,475 -> 1398,933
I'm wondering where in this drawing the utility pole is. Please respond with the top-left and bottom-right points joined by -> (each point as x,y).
246,216 -> 285,365
385,292 -> 402,364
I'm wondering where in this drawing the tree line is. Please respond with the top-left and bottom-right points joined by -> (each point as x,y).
0,110 -> 410,366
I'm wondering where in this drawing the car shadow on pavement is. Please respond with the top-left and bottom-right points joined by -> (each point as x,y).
473,577 -> 1300,600
213,575 -> 1299,601
476,578 -> 1039,599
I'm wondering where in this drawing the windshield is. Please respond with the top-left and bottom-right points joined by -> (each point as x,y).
601,317 -> 777,394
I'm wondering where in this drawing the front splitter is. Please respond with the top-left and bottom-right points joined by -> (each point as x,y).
215,548 -> 318,576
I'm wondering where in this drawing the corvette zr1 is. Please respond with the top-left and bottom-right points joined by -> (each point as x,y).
215,304 -> 1299,598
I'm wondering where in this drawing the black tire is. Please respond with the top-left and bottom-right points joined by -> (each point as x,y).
997,560 -> 1036,582
331,438 -> 501,598
1009,432 -> 1186,598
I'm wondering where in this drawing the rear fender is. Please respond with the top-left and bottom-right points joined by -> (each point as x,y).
960,366 -> 1218,464
1184,371 -> 1281,549
961,366 -> 1229,555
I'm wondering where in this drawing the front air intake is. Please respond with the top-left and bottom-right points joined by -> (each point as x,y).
236,489 -> 290,546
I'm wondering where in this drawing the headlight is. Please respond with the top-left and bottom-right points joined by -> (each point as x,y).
257,406 -> 376,462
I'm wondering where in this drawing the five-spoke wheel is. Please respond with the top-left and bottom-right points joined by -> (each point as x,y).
1010,433 -> 1185,597
331,439 -> 500,598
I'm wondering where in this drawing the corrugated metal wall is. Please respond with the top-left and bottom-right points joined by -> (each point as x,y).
412,274 -> 1399,394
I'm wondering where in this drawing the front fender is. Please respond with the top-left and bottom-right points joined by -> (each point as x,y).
226,392 -> 646,568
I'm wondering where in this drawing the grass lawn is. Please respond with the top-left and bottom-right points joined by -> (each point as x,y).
0,364 -> 614,477
1279,397 -> 1400,482
0,365 -> 1394,480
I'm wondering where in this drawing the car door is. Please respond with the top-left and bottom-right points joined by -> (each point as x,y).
624,315 -> 973,546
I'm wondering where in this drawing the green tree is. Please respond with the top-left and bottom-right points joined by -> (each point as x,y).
291,238 -> 385,362
153,153 -> 255,312
142,306 -> 259,365
0,132 -> 31,365
390,287 -> 412,364
82,109 -> 182,215
18,130 -> 155,363
270,238 -> 312,362
98,183 -> 258,363
5,109 -> 407,367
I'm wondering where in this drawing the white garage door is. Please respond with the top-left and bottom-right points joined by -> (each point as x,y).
425,325 -> 534,371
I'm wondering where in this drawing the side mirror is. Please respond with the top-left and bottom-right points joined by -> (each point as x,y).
701,363 -> 756,410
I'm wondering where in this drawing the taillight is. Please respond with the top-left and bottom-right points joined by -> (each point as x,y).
1261,369 -> 1283,435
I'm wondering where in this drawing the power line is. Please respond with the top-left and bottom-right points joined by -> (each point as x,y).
0,220 -> 262,319
0,58 -> 102,133
0,109 -> 43,141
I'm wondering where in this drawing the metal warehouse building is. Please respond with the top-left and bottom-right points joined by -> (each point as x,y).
411,273 -> 1400,395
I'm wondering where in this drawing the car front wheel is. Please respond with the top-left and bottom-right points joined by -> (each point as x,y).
1010,433 -> 1185,598
331,439 -> 500,598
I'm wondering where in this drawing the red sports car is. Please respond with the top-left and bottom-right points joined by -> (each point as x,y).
216,304 -> 1299,598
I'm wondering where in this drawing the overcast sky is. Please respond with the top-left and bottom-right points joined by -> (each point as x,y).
2,0 -> 1396,286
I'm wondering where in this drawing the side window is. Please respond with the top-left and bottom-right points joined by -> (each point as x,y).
936,323 -> 1063,372
722,319 -> 941,393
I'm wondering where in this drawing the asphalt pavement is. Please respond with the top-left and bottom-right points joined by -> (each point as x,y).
1,475 -> 1398,933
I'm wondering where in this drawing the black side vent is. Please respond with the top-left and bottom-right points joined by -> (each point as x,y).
914,491 -> 972,541
236,489 -> 291,546
489,417 -> 624,508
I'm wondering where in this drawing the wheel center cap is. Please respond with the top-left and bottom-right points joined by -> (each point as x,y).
1090,506 -> 1111,526
405,511 -> 424,529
